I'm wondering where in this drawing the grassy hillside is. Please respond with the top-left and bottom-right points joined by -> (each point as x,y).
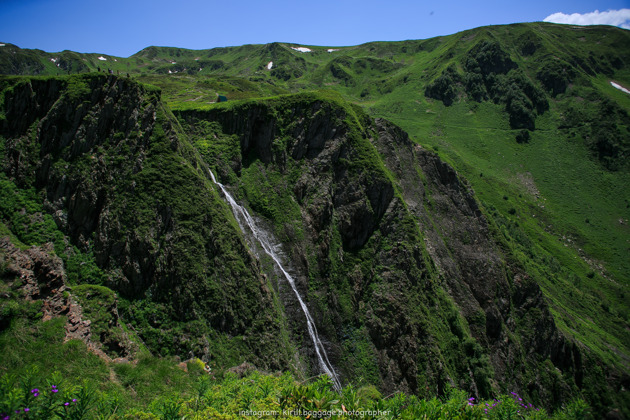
0,307 -> 591,419
358,24 -> 630,377
147,23 -> 630,414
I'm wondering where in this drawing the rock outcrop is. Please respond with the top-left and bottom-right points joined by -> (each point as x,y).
372,118 -> 584,402
0,237 -> 134,360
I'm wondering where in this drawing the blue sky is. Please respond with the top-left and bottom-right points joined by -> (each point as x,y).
1,0 -> 629,57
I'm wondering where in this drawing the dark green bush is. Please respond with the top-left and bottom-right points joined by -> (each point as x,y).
587,99 -> 630,171
463,40 -> 516,76
516,129 -> 530,144
425,65 -> 461,106
536,59 -> 575,96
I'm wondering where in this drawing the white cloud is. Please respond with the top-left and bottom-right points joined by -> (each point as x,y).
544,9 -> 630,29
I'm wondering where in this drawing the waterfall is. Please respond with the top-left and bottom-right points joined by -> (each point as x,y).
209,169 -> 341,390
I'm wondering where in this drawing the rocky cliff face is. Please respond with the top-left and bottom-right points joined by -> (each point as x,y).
372,118 -> 586,402
174,94 -> 589,407
0,75 -> 610,412
0,74 -> 296,370
0,237 -> 136,360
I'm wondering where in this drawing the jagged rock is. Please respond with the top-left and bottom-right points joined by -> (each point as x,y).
64,297 -> 92,341
0,237 -> 68,317
0,236 -> 135,361
372,117 -> 585,402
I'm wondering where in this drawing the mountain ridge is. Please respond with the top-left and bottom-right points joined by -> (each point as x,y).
2,21 -> 627,58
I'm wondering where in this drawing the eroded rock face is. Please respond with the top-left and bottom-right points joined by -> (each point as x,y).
178,101 -> 395,253
0,237 -> 134,360
177,100 -> 429,392
372,118 -> 583,402
177,99 -> 588,404
1,238 -> 67,313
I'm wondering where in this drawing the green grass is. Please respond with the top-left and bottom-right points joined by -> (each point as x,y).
0,314 -> 201,416
0,311 -> 593,419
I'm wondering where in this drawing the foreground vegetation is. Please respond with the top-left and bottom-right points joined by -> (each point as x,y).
0,313 -> 590,419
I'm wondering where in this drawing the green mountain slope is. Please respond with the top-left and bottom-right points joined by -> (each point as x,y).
0,21 -> 629,418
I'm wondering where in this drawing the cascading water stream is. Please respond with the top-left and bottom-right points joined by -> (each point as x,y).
209,169 -> 342,390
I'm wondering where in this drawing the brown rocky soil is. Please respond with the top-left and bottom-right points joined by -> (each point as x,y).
0,237 -> 134,362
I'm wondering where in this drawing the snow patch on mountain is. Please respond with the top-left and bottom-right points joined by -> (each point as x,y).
611,81 -> 630,95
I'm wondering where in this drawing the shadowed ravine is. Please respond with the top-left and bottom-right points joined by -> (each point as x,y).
208,169 -> 342,390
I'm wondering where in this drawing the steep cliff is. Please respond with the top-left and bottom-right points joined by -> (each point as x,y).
372,119 -> 590,405
0,74 -> 296,370
173,93 -> 605,410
